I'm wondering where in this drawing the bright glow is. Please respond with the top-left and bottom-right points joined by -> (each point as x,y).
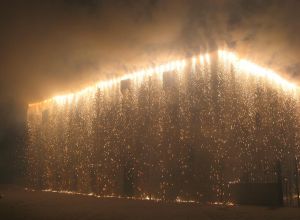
29,50 -> 298,107
199,55 -> 204,64
218,50 -> 297,91
205,53 -> 210,63
29,59 -> 188,106
192,56 -> 197,66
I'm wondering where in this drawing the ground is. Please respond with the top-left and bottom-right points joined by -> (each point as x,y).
0,185 -> 300,220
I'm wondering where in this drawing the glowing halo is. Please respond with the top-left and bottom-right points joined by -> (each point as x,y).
28,50 -> 298,107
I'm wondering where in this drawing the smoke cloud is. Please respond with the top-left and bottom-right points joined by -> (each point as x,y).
0,0 -> 299,102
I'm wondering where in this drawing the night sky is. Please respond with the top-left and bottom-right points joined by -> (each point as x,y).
1,0 -> 300,183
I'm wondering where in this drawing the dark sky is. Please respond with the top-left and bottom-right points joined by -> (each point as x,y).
0,0 -> 300,183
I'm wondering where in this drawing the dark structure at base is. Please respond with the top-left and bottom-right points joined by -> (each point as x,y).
230,183 -> 282,206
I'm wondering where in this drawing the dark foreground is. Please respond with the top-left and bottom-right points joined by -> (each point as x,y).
1,185 -> 300,220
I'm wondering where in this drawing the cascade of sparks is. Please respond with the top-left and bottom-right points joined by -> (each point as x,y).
26,49 -> 300,206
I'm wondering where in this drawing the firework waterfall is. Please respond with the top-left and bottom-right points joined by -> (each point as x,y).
26,51 -> 300,203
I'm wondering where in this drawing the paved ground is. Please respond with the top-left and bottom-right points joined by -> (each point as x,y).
0,185 -> 300,220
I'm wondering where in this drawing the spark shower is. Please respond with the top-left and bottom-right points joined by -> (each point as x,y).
26,50 -> 300,203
